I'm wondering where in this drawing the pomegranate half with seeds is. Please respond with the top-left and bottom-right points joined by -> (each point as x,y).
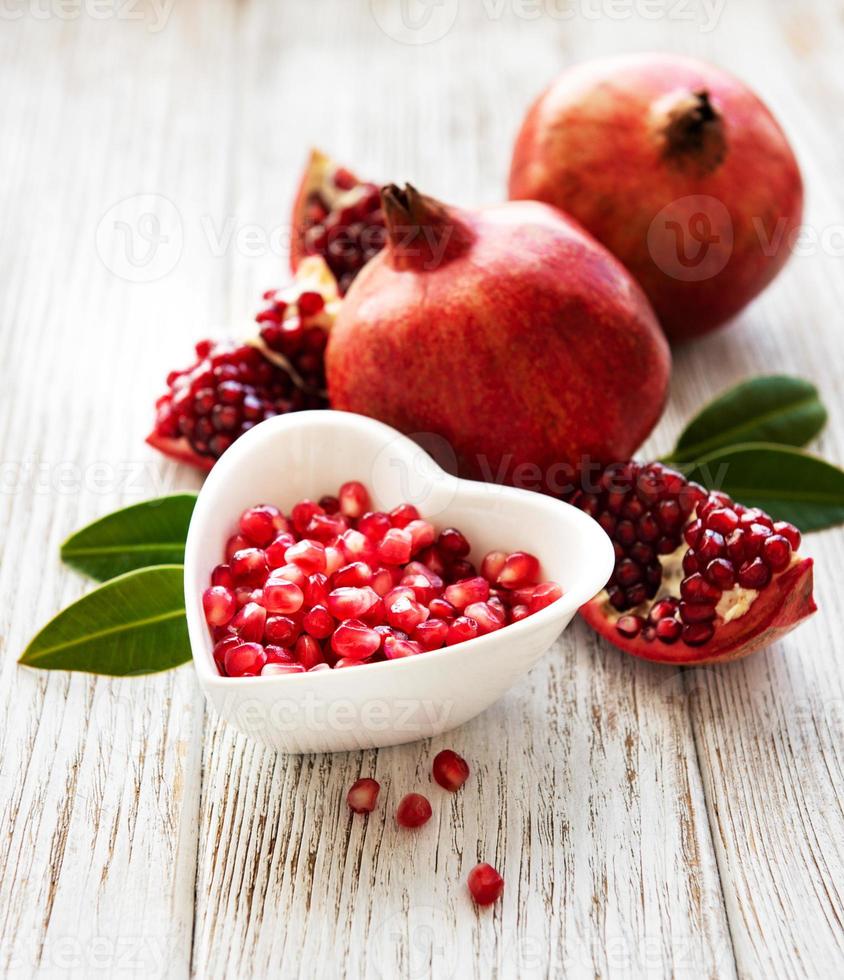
327,184 -> 670,489
290,148 -> 386,295
147,258 -> 340,470
567,462 -> 816,664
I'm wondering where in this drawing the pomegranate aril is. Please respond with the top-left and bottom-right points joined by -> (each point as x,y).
264,615 -> 300,645
384,636 -> 424,659
203,586 -> 236,627
327,586 -> 380,619
449,559 -> 477,581
438,527 -> 471,558
213,636 -> 239,672
284,538 -> 326,574
432,749 -> 469,791
240,505 -> 284,547
655,617 -> 682,644
706,507 -> 739,535
389,503 -> 420,528
291,499 -> 323,534
704,558 -> 736,589
615,559 -> 642,588
230,602 -> 267,642
386,594 -> 429,633
648,598 -> 678,623
467,863 -> 504,906
331,619 -> 381,660
319,494 -> 340,514
266,532 -> 297,568
429,597 -> 457,619
446,616 -> 479,646
510,603 -> 530,622
395,793 -> 432,828
616,614 -> 643,638
265,644 -> 295,664
682,622 -> 715,647
464,601 -> 505,634
414,618 -> 449,650
224,641 -> 267,677
696,529 -> 725,563
481,551 -> 507,583
332,561 -> 373,588
773,521 -> 801,550
302,604 -> 335,639
230,548 -> 269,586
295,633 -> 324,669
497,551 -> 540,588
744,522 -> 772,558
679,601 -> 716,624
683,519 -> 703,548
762,534 -> 792,572
738,558 -> 772,589
338,480 -> 370,519
347,778 -> 380,814
358,511 -> 391,541
377,528 -> 413,565
261,661 -> 305,676
211,564 -> 234,589
443,576 -> 490,610
680,573 -> 721,604
264,576 -> 305,614
406,519 -> 436,553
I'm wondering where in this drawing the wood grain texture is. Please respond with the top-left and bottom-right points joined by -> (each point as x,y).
0,0 -> 843,977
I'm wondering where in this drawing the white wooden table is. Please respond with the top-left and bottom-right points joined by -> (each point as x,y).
2,1 -> 843,976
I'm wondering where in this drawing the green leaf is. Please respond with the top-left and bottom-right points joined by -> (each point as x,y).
19,566 -> 190,675
667,376 -> 827,464
61,494 -> 197,581
684,443 -> 844,530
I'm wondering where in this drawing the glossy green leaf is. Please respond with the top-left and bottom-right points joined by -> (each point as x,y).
667,376 -> 827,464
61,494 -> 196,581
684,443 -> 844,530
19,566 -> 190,675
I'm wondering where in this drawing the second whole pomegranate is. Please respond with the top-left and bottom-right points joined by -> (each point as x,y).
326,184 -> 670,491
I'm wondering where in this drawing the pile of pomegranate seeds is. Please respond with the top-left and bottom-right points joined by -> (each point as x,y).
203,481 -> 562,677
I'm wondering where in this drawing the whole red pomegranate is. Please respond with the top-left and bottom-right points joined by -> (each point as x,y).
567,461 -> 815,664
326,184 -> 670,488
509,54 -> 803,341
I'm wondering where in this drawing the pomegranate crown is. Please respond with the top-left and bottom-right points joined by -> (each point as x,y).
380,183 -> 475,270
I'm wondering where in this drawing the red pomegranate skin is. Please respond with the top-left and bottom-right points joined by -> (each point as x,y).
509,54 -> 804,341
326,187 -> 670,489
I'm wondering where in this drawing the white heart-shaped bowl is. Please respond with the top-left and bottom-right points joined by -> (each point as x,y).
185,411 -> 614,754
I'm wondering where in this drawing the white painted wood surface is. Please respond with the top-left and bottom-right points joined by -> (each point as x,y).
1,1 -> 843,977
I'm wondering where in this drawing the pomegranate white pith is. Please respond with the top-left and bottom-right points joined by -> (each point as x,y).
569,462 -> 816,664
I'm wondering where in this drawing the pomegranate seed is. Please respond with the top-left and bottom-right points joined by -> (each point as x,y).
302,604 -> 334,639
395,793 -> 432,828
295,633 -> 324,669
203,586 -> 236,626
331,619 -> 381,660
481,551 -> 507,583
386,594 -> 429,633
497,552 -> 540,588
528,581 -> 563,613
333,561 -> 373,587
647,598 -> 678,623
682,622 -> 715,647
390,503 -> 420,528
265,644 -> 295,664
211,564 -> 234,589
292,499 -> 323,534
224,641 -> 266,677
467,863 -> 504,906
762,534 -> 792,572
230,548 -> 269,586
358,511 -> 391,541
324,545 -> 344,575
371,567 -> 395,596
679,602 -> 716,624
706,507 -> 739,535
680,573 -> 721,604
240,504 -> 284,547
432,749 -> 469,791
616,614 -> 643,638
264,615 -> 300,645
738,558 -> 772,590
284,539 -> 326,574
443,576 -> 489,610
696,529 -> 725,563
429,597 -> 457,619
327,586 -> 380,619
704,558 -> 735,589
414,618 -> 449,650
319,494 -> 340,514
437,527 -> 470,558
464,601 -> 505,634
446,617 -> 479,646
213,635 -> 238,672
773,521 -> 801,550
266,532 -> 297,568
406,519 -> 436,553
225,534 -> 250,562
230,602 -> 267,642
261,661 -> 305,676
419,545 -> 447,576
744,522 -> 772,558
655,617 -> 682,644
377,528 -> 413,565
384,636 -> 424,659
449,559 -> 477,580
339,480 -> 370,518
263,576 -> 305,614
347,777 -> 380,813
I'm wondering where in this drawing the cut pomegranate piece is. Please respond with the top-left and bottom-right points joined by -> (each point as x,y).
147,259 -> 339,470
569,462 -> 816,664
290,149 -> 386,294
395,793 -> 432,828
432,749 -> 470,791
467,863 -> 504,906
347,777 -> 380,814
